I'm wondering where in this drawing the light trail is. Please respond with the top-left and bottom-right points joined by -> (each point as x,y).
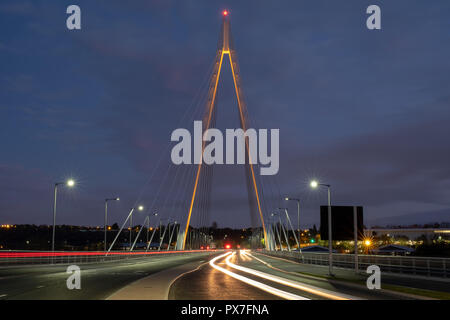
209,252 -> 309,300
231,251 -> 354,300
0,249 -> 216,258
239,249 -> 252,261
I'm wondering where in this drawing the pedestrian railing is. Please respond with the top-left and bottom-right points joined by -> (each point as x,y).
261,250 -> 449,278
0,249 -> 216,267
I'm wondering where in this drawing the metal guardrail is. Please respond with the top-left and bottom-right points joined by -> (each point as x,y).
261,250 -> 450,278
0,249 -> 216,267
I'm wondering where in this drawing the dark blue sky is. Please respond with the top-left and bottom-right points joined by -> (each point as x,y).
1,1 -> 450,229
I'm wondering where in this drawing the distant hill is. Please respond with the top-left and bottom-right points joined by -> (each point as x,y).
366,208 -> 450,228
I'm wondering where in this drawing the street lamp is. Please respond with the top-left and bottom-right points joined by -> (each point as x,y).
278,207 -> 300,251
148,212 -> 158,243
104,197 -> 120,252
130,205 -> 144,248
272,212 -> 290,251
52,179 -> 75,254
284,197 -> 300,247
310,179 -> 334,276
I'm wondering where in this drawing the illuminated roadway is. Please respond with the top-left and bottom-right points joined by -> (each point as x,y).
0,252 -> 214,299
0,250 -> 445,300
169,250 -> 423,300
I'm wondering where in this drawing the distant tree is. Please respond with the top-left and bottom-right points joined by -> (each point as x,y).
112,223 -> 119,230
211,221 -> 218,230
311,224 -> 318,236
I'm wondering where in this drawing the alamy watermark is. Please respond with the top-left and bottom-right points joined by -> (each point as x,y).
366,265 -> 381,290
66,265 -> 81,290
171,121 -> 279,175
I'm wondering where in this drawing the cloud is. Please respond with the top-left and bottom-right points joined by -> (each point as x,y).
1,0 -> 450,228
0,1 -> 34,15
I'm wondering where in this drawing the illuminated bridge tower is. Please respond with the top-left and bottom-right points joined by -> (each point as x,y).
176,11 -> 270,250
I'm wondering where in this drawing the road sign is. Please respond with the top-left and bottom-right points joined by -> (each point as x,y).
320,206 -> 363,241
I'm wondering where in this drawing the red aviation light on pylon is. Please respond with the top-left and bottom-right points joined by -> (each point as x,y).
222,10 -> 229,17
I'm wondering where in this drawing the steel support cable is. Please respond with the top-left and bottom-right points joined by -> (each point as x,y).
141,56 -> 218,224
181,49 -> 225,248
176,76 -> 215,233
231,50 -> 282,243
158,156 -> 186,216
167,162 -> 193,228
172,58 -> 220,220
179,165 -> 197,230
161,67 -> 217,224
229,56 -> 267,245
228,49 -> 268,247
198,97 -> 216,235
203,164 -> 213,233
124,58 -> 217,235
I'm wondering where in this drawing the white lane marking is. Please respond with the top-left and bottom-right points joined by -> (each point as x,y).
242,251 -> 272,266
234,252 -> 357,300
251,252 -> 333,282
209,252 -> 309,300
166,260 -> 211,300
0,294 -> 7,298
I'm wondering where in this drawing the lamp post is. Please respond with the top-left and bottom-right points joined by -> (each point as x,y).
148,212 -> 158,244
130,205 -> 144,248
310,180 -> 334,276
278,207 -> 300,251
270,213 -> 282,251
52,179 -> 75,254
146,214 -> 159,252
158,218 -> 172,251
272,212 -> 290,251
104,197 -> 120,252
284,197 -> 300,247
167,221 -> 178,251
106,205 -> 144,255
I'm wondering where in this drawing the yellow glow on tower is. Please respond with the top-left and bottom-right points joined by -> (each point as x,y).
181,11 -> 268,249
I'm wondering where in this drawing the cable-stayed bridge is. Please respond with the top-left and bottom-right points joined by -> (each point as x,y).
0,11 -> 448,301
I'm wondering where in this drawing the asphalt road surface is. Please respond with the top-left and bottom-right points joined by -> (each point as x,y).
0,252 -> 215,300
1,250 -> 447,300
169,251 -> 423,300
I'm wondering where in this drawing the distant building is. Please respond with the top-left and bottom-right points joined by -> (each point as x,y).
365,228 -> 450,242
297,245 -> 337,253
373,244 -> 415,256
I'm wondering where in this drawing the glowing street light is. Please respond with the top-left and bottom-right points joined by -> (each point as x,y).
146,212 -> 158,244
104,197 -> 120,252
52,179 -> 75,254
364,239 -> 372,247
272,212 -> 290,251
284,197 -> 301,248
309,179 -> 334,276
278,207 -> 300,251
130,205 -> 144,247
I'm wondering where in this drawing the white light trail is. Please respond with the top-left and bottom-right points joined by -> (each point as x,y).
209,252 -> 309,300
231,251 -> 355,300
